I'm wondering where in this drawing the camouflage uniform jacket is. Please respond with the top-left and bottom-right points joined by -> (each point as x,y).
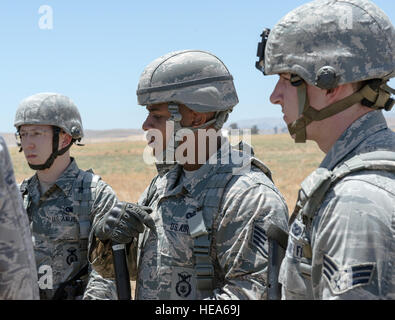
0,136 -> 39,300
20,158 -> 117,300
280,110 -> 395,299
131,141 -> 289,300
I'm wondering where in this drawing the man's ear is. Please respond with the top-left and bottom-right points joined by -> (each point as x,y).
60,132 -> 73,149
325,83 -> 354,103
191,111 -> 207,128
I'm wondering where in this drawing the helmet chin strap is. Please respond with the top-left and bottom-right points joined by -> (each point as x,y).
287,75 -> 395,143
155,104 -> 231,174
27,127 -> 73,171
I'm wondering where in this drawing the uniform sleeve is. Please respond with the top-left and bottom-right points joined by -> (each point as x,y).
0,137 -> 39,300
209,182 -> 289,300
87,180 -> 145,283
84,179 -> 120,299
313,177 -> 395,300
82,267 -> 118,300
90,180 -> 118,225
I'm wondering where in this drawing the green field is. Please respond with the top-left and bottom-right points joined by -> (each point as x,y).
9,134 -> 324,213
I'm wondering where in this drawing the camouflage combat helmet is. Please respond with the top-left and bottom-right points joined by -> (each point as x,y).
14,92 -> 84,170
256,0 -> 395,143
15,93 -> 84,139
137,49 -> 239,129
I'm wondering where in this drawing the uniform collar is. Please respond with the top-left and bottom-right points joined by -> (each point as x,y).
159,139 -> 232,197
320,111 -> 388,170
28,157 -> 80,197
55,158 -> 80,195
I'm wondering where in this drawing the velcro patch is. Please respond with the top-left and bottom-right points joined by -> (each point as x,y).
251,224 -> 268,258
171,267 -> 196,300
322,254 -> 375,295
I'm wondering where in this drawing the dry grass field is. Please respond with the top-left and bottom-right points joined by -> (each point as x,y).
9,133 -> 324,213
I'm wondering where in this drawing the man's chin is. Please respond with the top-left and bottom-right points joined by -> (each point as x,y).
26,160 -> 40,166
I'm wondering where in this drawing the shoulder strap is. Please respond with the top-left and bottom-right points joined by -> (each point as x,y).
251,157 -> 273,182
285,150 -> 395,268
72,169 -> 101,218
72,169 -> 101,265
19,177 -> 35,218
20,178 -> 30,195
294,151 -> 395,224
187,142 -> 274,293
187,167 -> 235,293
142,174 -> 160,207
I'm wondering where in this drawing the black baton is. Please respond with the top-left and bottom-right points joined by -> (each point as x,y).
112,241 -> 131,300
267,224 -> 287,300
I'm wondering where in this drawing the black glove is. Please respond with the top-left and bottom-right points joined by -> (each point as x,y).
94,201 -> 154,244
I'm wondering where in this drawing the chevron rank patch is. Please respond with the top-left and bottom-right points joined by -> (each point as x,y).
251,223 -> 268,258
322,254 -> 375,295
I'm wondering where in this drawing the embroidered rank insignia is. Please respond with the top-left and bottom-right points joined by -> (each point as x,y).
323,254 -> 375,295
252,224 -> 268,258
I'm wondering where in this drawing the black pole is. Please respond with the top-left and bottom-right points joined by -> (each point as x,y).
112,242 -> 131,300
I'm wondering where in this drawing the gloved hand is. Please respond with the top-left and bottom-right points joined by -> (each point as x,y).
94,201 -> 155,244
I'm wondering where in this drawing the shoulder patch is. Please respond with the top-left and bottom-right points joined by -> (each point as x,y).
323,254 -> 375,295
251,223 -> 268,258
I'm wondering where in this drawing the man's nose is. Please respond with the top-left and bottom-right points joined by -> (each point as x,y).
270,81 -> 283,106
23,138 -> 35,150
142,117 -> 151,131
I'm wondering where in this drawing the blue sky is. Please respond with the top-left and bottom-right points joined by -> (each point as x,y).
0,0 -> 394,133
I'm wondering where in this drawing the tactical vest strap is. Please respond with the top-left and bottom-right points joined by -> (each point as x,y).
72,169 -> 101,269
286,151 -> 395,271
187,143 -> 274,294
297,151 -> 395,223
251,157 -> 273,182
73,170 -> 100,217
193,235 -> 214,291
187,170 -> 234,292
188,210 -> 208,238
20,179 -> 29,195
20,178 -> 34,221
333,151 -> 395,180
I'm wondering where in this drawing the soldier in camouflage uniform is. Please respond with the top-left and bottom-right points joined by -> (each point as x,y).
255,0 -> 395,299
14,93 -> 118,300
89,50 -> 289,300
0,136 -> 39,300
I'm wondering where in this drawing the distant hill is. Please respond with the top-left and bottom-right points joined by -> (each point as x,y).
2,114 -> 394,147
82,129 -> 145,143
1,129 -> 145,147
228,114 -> 395,133
83,128 -> 144,140
227,117 -> 287,134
